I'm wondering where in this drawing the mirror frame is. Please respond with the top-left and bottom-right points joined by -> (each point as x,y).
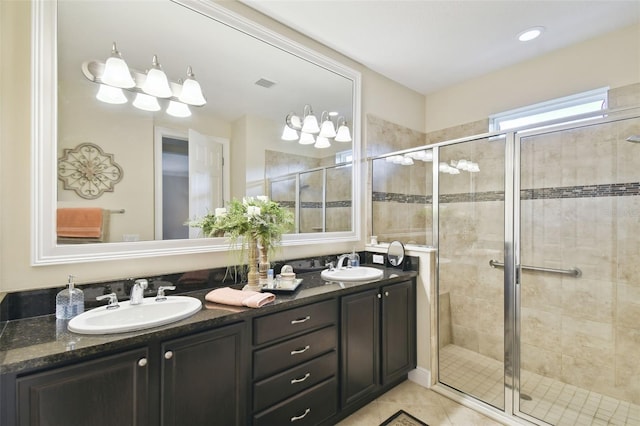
31,0 -> 362,265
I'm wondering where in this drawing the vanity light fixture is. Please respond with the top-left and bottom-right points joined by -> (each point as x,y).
141,55 -> 173,98
281,123 -> 299,141
82,42 -> 207,118
334,116 -> 352,142
301,104 -> 320,134
299,132 -> 316,145
166,100 -> 192,118
319,111 -> 337,138
314,136 -> 331,149
101,42 -> 135,89
96,84 -> 127,104
132,93 -> 161,112
178,66 -> 207,106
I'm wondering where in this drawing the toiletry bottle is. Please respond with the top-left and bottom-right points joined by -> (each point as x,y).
350,250 -> 360,267
55,275 -> 85,320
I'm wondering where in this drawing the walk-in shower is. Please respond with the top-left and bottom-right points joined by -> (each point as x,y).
370,106 -> 640,425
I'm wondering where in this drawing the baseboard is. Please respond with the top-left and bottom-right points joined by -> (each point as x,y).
408,367 -> 431,388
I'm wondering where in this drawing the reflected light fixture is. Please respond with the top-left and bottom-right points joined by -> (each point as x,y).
101,42 -> 135,89
178,66 -> 207,106
301,104 -> 320,134
319,111 -> 337,138
141,55 -> 173,98
299,132 -> 315,145
314,136 -> 331,149
133,93 -> 161,112
96,84 -> 127,104
281,124 -> 299,141
166,101 -> 191,118
335,117 -> 352,142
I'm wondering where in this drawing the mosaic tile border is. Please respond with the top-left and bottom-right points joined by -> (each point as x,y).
276,201 -> 352,209
373,182 -> 640,204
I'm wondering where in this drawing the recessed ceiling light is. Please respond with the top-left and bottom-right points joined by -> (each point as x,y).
518,26 -> 544,42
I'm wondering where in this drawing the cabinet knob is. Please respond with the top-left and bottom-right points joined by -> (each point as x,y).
137,358 -> 147,367
377,293 -> 381,299
385,291 -> 389,297
164,351 -> 174,360
291,408 -> 311,422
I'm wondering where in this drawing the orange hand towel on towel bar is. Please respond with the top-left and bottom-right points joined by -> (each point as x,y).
57,208 -> 103,238
205,287 -> 275,308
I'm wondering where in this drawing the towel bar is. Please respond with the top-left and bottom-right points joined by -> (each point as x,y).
489,259 -> 582,278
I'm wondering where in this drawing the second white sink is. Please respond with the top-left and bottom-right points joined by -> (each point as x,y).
321,266 -> 384,282
68,296 -> 202,335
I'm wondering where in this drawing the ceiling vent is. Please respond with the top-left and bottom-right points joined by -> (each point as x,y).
255,78 -> 276,88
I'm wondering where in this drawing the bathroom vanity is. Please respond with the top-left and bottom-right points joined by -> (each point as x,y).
0,267 -> 416,426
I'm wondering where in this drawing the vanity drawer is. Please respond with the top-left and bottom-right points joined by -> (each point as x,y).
253,350 -> 337,412
253,326 -> 337,380
253,299 -> 337,345
253,377 -> 337,426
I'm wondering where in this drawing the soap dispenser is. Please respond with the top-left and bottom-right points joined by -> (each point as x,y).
350,249 -> 360,267
55,275 -> 85,320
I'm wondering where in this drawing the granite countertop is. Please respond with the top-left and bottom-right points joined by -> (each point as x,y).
0,266 -> 416,375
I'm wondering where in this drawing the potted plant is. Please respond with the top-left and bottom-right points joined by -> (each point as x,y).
189,196 -> 293,291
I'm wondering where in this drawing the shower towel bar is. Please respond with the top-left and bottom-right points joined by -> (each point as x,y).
489,259 -> 582,278
108,209 -> 125,214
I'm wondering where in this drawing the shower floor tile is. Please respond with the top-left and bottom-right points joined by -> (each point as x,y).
440,344 -> 640,426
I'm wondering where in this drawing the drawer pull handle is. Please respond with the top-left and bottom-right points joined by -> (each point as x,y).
290,345 -> 310,355
290,372 -> 311,384
291,408 -> 311,422
291,316 -> 311,324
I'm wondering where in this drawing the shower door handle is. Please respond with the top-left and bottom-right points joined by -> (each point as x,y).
489,259 -> 582,278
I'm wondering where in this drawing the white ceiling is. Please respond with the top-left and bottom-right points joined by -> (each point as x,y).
240,0 -> 640,95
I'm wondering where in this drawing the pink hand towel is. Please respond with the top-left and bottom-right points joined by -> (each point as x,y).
205,287 -> 275,308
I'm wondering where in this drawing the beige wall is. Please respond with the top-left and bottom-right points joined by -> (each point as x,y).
0,0 -> 425,292
425,23 -> 640,133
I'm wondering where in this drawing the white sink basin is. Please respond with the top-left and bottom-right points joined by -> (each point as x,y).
321,266 -> 384,282
68,296 -> 202,334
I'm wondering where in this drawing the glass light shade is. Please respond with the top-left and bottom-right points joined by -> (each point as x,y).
335,124 -> 352,142
178,71 -> 206,106
301,114 -> 320,134
101,43 -> 135,88
141,56 -> 172,98
314,136 -> 331,149
281,125 -> 299,141
299,132 -> 315,145
319,119 -> 337,138
166,101 -> 191,118
133,93 -> 160,112
96,84 -> 127,104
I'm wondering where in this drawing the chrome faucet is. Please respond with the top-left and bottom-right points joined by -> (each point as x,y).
336,254 -> 352,269
130,279 -> 148,305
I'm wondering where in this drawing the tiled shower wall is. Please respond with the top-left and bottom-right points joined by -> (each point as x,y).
368,83 -> 640,404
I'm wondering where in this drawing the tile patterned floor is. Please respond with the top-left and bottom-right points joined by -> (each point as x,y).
336,380 -> 504,426
439,344 -> 640,426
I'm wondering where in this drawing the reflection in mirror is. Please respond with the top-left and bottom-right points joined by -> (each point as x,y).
33,0 -> 361,264
387,240 -> 405,267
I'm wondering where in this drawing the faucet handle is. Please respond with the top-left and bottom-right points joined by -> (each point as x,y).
96,293 -> 119,309
134,279 -> 148,290
155,286 -> 176,302
325,261 -> 335,271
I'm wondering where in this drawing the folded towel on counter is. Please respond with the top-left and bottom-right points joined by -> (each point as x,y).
205,287 -> 275,308
57,207 -> 104,238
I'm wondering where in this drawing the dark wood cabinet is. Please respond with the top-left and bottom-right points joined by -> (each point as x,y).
13,322 -> 248,426
16,348 -> 150,426
161,322 -> 248,426
340,279 -> 416,410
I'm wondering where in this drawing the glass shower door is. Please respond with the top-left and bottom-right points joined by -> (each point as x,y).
438,136 -> 506,409
517,115 -> 640,425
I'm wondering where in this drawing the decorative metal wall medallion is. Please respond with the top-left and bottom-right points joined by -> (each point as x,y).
58,143 -> 123,199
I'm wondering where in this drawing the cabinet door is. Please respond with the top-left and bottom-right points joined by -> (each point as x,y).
340,288 -> 379,408
381,280 -> 416,384
16,348 -> 149,426
161,322 -> 248,426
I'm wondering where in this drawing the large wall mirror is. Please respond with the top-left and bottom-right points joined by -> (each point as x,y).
32,0 -> 361,265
